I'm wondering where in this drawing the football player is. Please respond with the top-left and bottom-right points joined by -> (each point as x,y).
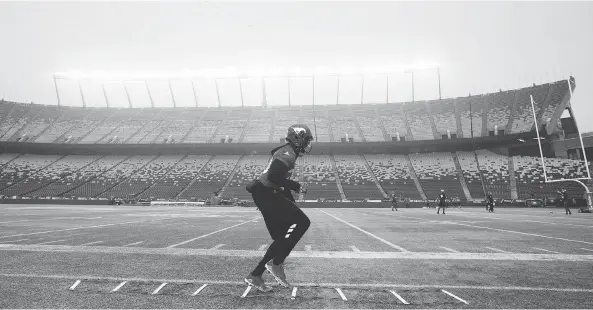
437,189 -> 447,215
244,124 -> 313,292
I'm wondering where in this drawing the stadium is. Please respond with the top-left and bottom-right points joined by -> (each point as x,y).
1,2 -> 592,309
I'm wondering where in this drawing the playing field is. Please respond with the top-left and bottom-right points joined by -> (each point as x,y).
0,204 -> 592,309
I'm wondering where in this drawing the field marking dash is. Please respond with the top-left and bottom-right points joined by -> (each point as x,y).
349,245 -> 361,252
440,246 -> 459,253
335,287 -> 347,301
152,283 -> 167,295
166,217 -> 260,248
580,248 -> 593,252
192,284 -> 208,296
291,287 -> 298,299
211,244 -> 225,250
305,245 -> 312,252
111,281 -> 127,292
319,209 -> 409,252
241,285 -> 252,298
80,241 -> 103,246
37,239 -> 67,245
484,247 -> 509,253
533,247 -> 561,254
258,244 -> 268,251
389,290 -> 410,304
2,238 -> 29,243
442,289 -> 468,304
123,241 -> 144,247
69,280 -> 81,291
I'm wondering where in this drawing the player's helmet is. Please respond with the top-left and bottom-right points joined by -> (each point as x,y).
286,124 -> 314,154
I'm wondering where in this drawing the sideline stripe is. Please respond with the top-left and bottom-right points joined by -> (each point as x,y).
533,247 -> 561,254
0,218 -> 177,239
440,247 -> 459,253
166,217 -> 260,248
258,244 -> 268,251
335,288 -> 347,301
37,239 -> 67,245
4,238 -> 29,243
2,273 -> 591,292
123,241 -> 144,247
241,285 -> 251,298
192,284 -> 208,296
484,247 -> 509,253
152,283 -> 167,295
291,287 -> 298,299
111,281 -> 127,292
69,280 -> 81,291
363,210 -> 593,246
319,209 -> 409,252
80,241 -> 103,246
580,248 -> 593,252
211,244 -> 225,250
389,290 -> 410,305
1,244 -> 591,262
442,289 -> 468,304
349,245 -> 361,252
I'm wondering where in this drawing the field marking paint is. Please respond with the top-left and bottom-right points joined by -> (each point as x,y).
533,247 -> 561,254
454,211 -> 593,228
442,289 -> 469,304
166,217 -> 260,248
305,245 -> 312,252
335,288 -> 347,301
37,239 -> 67,245
319,209 -> 409,252
363,210 -> 593,246
111,281 -> 127,292
1,238 -> 29,243
258,244 -> 268,251
580,248 -> 593,252
80,241 -> 103,246
349,245 -> 361,252
484,247 -> 509,253
2,273 -> 592,293
123,241 -> 144,247
291,287 -> 298,299
0,218 -> 175,239
211,244 -> 225,250
440,247 -> 459,253
241,285 -> 252,298
152,283 -> 167,295
192,284 -> 208,296
69,280 -> 81,291
1,244 -> 592,261
389,290 -> 410,305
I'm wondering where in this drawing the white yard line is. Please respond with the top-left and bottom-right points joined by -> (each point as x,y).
580,248 -> 593,252
211,244 -> 225,250
349,245 -> 361,252
111,281 -> 127,292
2,273 -> 592,292
389,290 -> 410,304
335,288 -> 347,301
442,289 -> 468,304
166,217 -> 260,248
0,218 -> 175,239
69,280 -> 81,291
80,241 -> 103,246
532,247 -> 561,254
151,283 -> 167,295
36,239 -> 67,245
440,246 -> 459,253
484,247 -> 509,253
241,285 -> 252,298
319,209 -> 409,252
291,287 -> 298,299
123,241 -> 144,247
192,284 -> 208,296
1,238 -> 29,243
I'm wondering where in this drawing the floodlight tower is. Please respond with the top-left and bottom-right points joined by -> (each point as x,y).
404,64 -> 441,102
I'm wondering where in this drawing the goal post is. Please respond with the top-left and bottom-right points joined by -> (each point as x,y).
530,79 -> 592,210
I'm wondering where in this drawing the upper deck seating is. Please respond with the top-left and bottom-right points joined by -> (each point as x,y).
430,99 -> 457,137
456,96 -> 483,138
404,102 -> 434,140
485,91 -> 514,134
351,104 -> 385,142
377,104 -> 407,141
511,84 -> 549,134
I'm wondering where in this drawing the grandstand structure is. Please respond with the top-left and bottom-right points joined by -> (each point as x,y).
0,77 -> 591,205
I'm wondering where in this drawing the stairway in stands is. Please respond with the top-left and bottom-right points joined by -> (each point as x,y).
452,152 -> 473,201
329,155 -> 347,201
508,156 -> 519,199
404,154 -> 427,200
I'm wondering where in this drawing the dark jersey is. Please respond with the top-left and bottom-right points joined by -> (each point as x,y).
391,195 -> 398,203
486,194 -> 494,204
562,192 -> 570,202
438,193 -> 447,204
258,144 -> 298,191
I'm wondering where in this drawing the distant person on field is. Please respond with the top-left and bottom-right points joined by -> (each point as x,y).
486,192 -> 494,212
437,189 -> 447,215
391,191 -> 398,211
563,189 -> 572,215
405,197 -> 410,208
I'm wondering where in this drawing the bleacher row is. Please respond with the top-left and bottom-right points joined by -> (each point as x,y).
0,79 -> 572,144
0,152 -> 589,201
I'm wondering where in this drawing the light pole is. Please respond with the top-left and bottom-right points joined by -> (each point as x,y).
404,66 -> 441,102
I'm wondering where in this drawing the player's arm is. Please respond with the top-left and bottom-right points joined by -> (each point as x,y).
267,159 -> 301,192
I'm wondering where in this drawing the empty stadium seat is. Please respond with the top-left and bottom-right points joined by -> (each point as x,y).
0,154 -> 61,196
456,151 -> 485,199
409,152 -> 465,200
178,155 -> 241,199
301,155 -> 341,199
404,102 -> 434,140
429,99 -> 458,138
364,154 -> 421,199
223,155 -> 270,200
333,155 -> 382,199
476,150 -> 511,199
139,155 -> 212,199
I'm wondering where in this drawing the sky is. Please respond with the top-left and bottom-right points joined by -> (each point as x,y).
0,1 -> 592,131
